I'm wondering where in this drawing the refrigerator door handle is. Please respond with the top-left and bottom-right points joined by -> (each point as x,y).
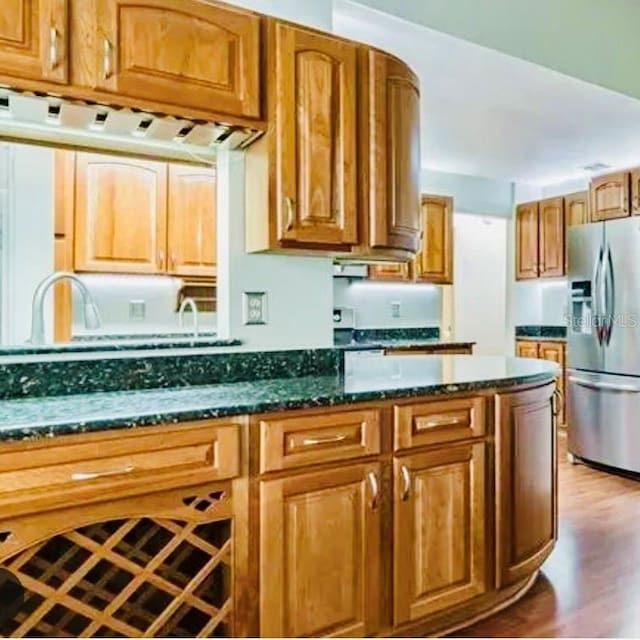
604,245 -> 615,345
568,376 -> 640,393
593,246 -> 604,345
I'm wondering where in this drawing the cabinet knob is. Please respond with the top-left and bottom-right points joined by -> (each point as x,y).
49,27 -> 60,70
103,38 -> 114,80
400,465 -> 411,501
367,470 -> 379,510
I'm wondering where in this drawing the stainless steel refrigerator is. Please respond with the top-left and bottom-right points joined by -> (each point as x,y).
567,216 -> 640,473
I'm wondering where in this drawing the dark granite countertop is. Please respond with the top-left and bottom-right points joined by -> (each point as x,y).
0,355 -> 558,442
515,336 -> 566,343
338,339 -> 475,351
515,325 -> 567,340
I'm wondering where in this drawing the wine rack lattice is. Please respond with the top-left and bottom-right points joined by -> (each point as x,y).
0,514 -> 232,638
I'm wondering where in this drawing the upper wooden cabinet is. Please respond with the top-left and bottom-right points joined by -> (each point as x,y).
515,201 -> 539,280
538,196 -> 564,278
167,164 -> 217,278
273,23 -> 358,247
0,0 -> 68,84
369,263 -> 411,281
590,171 -> 630,221
565,190 -> 589,227
415,195 -> 453,284
73,0 -> 261,119
367,49 -> 421,256
496,383 -> 556,588
74,153 -> 168,274
393,443 -> 487,624
260,463 -> 381,637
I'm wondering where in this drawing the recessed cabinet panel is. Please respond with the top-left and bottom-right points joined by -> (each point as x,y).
515,201 -> 539,280
539,196 -> 564,277
565,191 -> 589,227
516,340 -> 539,359
416,195 -> 453,283
91,0 -> 261,118
0,0 -> 68,84
590,171 -> 630,221
74,153 -> 167,274
275,23 -> 358,247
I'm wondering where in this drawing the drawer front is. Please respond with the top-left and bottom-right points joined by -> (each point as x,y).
394,397 -> 485,450
0,422 -> 240,510
260,409 -> 381,473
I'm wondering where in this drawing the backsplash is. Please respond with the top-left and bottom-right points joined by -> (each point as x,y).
513,280 -> 568,327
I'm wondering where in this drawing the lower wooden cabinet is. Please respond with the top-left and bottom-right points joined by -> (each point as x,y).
260,463 -> 381,638
393,443 -> 487,624
495,383 -> 556,588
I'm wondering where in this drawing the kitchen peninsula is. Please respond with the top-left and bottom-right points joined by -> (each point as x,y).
0,349 -> 559,638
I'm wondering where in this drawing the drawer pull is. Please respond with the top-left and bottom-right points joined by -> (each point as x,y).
301,434 -> 347,446
367,471 -> 379,510
285,197 -> 296,232
71,465 -> 135,481
49,27 -> 60,70
425,416 -> 463,428
400,465 -> 411,501
103,38 -> 114,80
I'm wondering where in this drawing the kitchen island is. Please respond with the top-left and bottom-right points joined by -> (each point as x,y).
0,354 -> 559,638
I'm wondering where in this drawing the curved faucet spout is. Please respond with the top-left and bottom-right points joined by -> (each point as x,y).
30,272 -> 102,345
178,297 -> 200,338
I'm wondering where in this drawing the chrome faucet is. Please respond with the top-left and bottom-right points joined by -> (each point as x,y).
30,272 -> 101,345
178,297 -> 200,337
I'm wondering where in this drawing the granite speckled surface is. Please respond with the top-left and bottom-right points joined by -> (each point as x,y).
515,325 -> 567,340
0,348 -> 341,400
334,327 -> 473,351
0,355 -> 559,442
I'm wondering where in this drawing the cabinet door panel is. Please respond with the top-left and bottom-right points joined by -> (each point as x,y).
515,201 -> 539,279
496,383 -> 557,588
93,0 -> 260,118
0,0 -> 67,84
539,196 -> 564,277
368,263 -> 410,281
368,50 -> 421,254
515,340 -> 539,359
275,23 -> 358,247
168,164 -> 216,278
261,464 -> 380,638
590,171 -> 630,221
631,168 -> 640,216
564,190 -> 589,272
394,444 -> 487,624
74,153 -> 167,274
416,195 -> 453,283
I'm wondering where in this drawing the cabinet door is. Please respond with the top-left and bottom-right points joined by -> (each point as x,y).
496,383 -> 557,588
539,341 -> 566,426
0,483 -> 234,637
167,164 -> 216,278
369,263 -> 410,281
564,190 -> 589,272
274,23 -> 358,247
590,171 -> 630,221
516,340 -> 539,359
394,443 -> 487,624
0,0 -> 67,85
368,50 -> 421,255
92,0 -> 260,118
74,153 -> 167,274
539,196 -> 564,277
415,195 -> 453,283
260,463 -> 380,638
515,201 -> 539,280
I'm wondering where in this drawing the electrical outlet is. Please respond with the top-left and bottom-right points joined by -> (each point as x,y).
243,292 -> 268,325
129,300 -> 146,320
391,301 -> 401,318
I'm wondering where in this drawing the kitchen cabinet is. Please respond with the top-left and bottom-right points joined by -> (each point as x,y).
394,444 -> 487,624
515,201 -> 539,280
0,0 -> 68,85
415,195 -> 453,284
631,169 -> 640,216
538,196 -> 564,278
369,263 -> 411,281
515,340 -> 540,359
260,463 -> 381,638
74,153 -> 168,274
167,164 -> 217,278
75,0 -> 261,120
366,49 -> 422,257
590,171 -> 630,221
565,191 -> 589,227
496,383 -> 556,588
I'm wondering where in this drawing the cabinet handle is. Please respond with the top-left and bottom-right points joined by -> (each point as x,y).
425,416 -> 463,428
103,38 -> 114,80
171,252 -> 177,270
367,470 -> 379,510
302,433 -> 347,446
400,464 -> 411,501
49,27 -> 60,70
285,197 -> 296,232
72,465 -> 135,481
158,249 -> 165,269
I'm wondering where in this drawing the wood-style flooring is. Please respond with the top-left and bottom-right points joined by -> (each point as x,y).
457,433 -> 640,638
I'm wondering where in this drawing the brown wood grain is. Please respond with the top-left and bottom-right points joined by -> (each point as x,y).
539,196 -> 565,277
590,170 -> 630,221
515,201 -> 539,280
415,194 -> 454,284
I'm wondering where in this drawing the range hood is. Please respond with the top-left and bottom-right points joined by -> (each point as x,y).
0,88 -> 263,163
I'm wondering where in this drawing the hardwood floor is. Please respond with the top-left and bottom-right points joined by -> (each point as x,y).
457,432 -> 640,638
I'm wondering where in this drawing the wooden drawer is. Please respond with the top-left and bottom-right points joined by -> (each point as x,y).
0,421 -> 240,516
259,409 -> 381,473
394,397 -> 486,451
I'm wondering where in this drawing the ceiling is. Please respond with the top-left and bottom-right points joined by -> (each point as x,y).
334,1 -> 640,185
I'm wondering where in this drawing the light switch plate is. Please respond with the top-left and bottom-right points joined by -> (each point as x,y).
391,301 -> 401,318
129,300 -> 146,320
243,291 -> 268,325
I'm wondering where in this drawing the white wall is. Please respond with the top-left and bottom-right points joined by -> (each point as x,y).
454,213 -> 507,355
541,177 -> 589,198
333,279 -> 441,329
